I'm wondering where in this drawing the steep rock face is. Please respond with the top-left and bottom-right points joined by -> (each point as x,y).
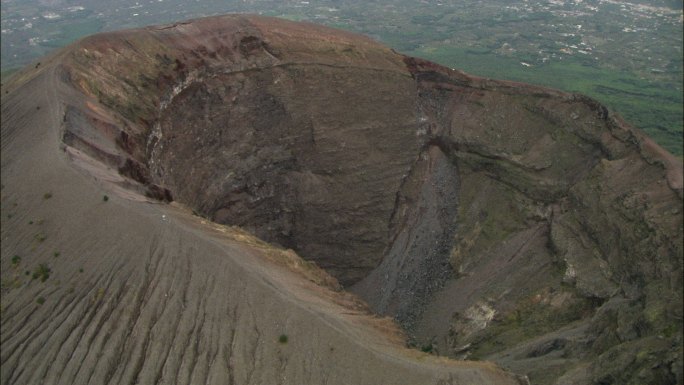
381,58 -> 684,384
150,43 -> 420,285
6,14 -> 681,385
59,15 -> 422,285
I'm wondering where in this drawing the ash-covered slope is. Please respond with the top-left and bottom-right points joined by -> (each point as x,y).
1,14 -> 682,385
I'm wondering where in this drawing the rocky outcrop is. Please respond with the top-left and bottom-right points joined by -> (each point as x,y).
4,14 -> 681,385
391,57 -> 683,384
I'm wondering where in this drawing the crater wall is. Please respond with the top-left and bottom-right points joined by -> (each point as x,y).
37,14 -> 684,384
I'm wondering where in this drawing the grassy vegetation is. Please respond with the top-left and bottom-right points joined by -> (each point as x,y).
93,287 -> 105,302
32,264 -> 51,282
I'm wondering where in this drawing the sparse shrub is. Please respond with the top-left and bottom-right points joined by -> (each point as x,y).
28,220 -> 33,224
79,268 -> 84,273
36,297 -> 45,305
421,344 -> 433,353
11,255 -> 21,266
278,334 -> 288,344
7,213 -> 12,219
35,233 -> 46,242
103,195 -> 109,202
43,192 -> 52,199
32,264 -> 51,282
53,251 -> 60,258
662,323 -> 679,338
93,287 -> 105,302
2,278 -> 23,289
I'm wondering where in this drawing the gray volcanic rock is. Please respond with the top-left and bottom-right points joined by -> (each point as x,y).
382,57 -> 683,384
1,14 -> 681,385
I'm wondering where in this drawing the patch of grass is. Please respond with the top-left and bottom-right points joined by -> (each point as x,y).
93,287 -> 105,302
35,233 -> 47,242
278,334 -> 289,344
662,323 -> 679,338
32,264 -> 51,282
1,277 -> 23,290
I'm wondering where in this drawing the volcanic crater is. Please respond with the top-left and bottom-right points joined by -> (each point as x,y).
1,14 -> 682,385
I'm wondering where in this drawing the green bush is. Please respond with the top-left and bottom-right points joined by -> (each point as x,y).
32,264 -> 51,282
